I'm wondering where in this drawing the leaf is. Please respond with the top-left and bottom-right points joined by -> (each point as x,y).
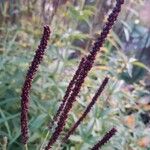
0,109 -> 19,138
123,27 -> 130,41
121,21 -> 132,32
0,97 -> 18,106
0,110 -> 19,124
86,118 -> 95,136
111,31 -> 123,47
69,135 -> 83,142
131,61 -> 150,73
126,62 -> 133,77
28,132 -> 40,143
30,114 -> 47,131
100,108 -> 111,118
68,6 -> 80,20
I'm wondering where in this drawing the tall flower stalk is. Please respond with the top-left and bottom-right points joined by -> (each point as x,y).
21,25 -> 51,145
45,0 -> 124,149
48,57 -> 86,129
91,128 -> 117,150
62,77 -> 109,143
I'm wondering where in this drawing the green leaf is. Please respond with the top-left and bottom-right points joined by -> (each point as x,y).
69,135 -> 83,142
30,114 -> 47,131
0,110 -> 19,124
131,61 -> 150,73
86,118 -> 95,136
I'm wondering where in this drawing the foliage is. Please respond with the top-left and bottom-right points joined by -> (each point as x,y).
0,0 -> 150,150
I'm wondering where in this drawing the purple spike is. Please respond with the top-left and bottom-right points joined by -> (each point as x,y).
62,77 -> 109,143
48,57 -> 86,130
45,0 -> 124,149
21,25 -> 50,144
91,128 -> 117,150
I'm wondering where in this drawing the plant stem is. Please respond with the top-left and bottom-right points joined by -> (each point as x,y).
25,144 -> 28,150
40,131 -> 50,150
2,136 -> 7,150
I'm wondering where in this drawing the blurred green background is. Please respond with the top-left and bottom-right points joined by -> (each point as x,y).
0,0 -> 150,149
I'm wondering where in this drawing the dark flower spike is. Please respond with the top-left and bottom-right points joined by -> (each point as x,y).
48,57 -> 86,130
91,127 -> 117,150
21,25 -> 50,144
62,77 -> 109,143
45,0 -> 124,149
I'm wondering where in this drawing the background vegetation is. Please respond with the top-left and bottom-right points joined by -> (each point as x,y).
0,0 -> 150,149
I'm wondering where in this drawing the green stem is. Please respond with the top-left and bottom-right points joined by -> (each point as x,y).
25,144 -> 28,150
40,131 -> 50,150
2,136 -> 7,150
